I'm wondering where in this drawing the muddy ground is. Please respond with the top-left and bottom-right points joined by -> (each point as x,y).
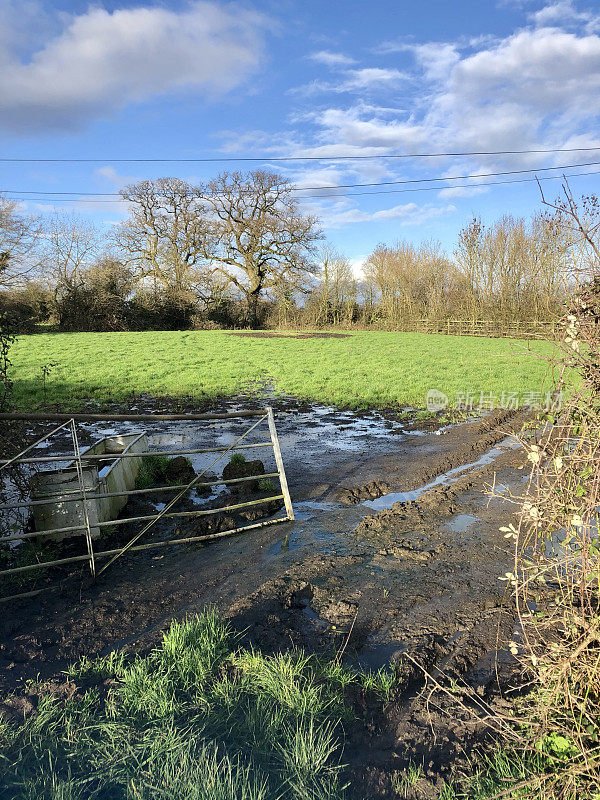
0,401 -> 531,798
227,331 -> 351,339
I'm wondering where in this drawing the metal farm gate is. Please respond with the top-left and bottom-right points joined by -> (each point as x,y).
0,408 -> 294,602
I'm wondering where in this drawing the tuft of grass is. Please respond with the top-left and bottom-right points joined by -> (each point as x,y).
277,718 -> 344,800
9,330 -> 557,410
258,478 -> 276,492
0,538 -> 61,594
228,453 -> 247,467
134,454 -> 170,489
453,747 -> 563,799
360,666 -> 398,700
437,782 -> 457,800
391,763 -> 424,798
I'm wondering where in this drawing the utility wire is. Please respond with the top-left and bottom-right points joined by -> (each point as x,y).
303,168 -> 600,199
3,159 -> 600,199
7,168 -> 599,205
1,145 -> 600,163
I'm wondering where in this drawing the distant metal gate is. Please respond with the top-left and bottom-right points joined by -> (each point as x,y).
0,407 -> 294,602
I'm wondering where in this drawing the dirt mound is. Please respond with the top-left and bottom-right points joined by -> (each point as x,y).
227,331 -> 350,339
337,480 -> 393,504
225,565 -> 519,798
164,456 -> 196,485
222,458 -> 265,493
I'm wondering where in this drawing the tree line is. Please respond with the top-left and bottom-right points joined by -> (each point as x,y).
0,169 -> 575,333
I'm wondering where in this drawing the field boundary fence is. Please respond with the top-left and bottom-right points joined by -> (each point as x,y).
0,407 -> 294,602
391,318 -> 558,338
285,319 -> 569,338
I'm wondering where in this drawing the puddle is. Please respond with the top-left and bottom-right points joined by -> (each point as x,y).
266,505 -> 369,558
443,513 -> 479,533
74,405 -> 417,485
351,640 -> 406,671
362,437 -> 520,512
291,500 -> 343,520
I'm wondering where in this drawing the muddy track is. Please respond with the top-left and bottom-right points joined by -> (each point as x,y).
336,407 -> 529,504
0,402 -> 531,798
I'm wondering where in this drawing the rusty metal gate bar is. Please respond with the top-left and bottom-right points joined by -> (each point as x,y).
0,442 -> 274,466
69,419 -> 96,578
96,410 -> 277,575
0,407 -> 294,601
0,418 -> 98,584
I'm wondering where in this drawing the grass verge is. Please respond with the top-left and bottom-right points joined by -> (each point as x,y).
10,330 -> 556,410
0,608 -> 397,800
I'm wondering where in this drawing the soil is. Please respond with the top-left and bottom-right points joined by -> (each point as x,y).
164,455 -> 196,485
0,400 -> 531,797
226,331 -> 351,339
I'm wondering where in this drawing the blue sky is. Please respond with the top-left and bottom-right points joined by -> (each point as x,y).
1,0 -> 600,270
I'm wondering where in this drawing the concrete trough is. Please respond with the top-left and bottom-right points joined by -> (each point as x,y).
31,432 -> 148,541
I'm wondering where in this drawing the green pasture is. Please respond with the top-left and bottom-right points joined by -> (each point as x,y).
9,330 -> 558,410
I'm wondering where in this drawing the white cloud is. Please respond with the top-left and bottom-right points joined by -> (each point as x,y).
301,23 -> 600,178
407,42 -> 461,81
95,166 -> 126,185
437,185 -> 488,198
308,50 -> 356,68
342,68 -> 409,91
310,107 -> 429,150
376,40 -> 460,81
0,1 -> 268,133
94,165 -> 142,190
349,255 -> 368,278
291,67 -> 409,96
318,200 -> 456,228
290,165 -> 349,192
442,28 -> 600,150
530,0 -> 600,31
496,0 -> 537,7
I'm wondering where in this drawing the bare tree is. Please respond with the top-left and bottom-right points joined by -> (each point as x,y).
455,213 -> 568,321
43,212 -> 100,297
0,197 -> 41,288
454,217 -> 485,318
198,170 -> 322,327
364,239 -> 457,324
116,178 -> 207,295
313,244 -> 356,325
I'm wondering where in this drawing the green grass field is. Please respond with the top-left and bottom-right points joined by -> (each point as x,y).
9,330 -> 558,410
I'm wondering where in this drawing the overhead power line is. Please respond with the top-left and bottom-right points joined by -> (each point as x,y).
2,159 -> 600,199
7,168 -> 599,205
304,168 -> 600,199
0,147 -> 600,164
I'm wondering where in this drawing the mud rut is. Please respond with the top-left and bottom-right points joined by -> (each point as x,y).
0,403 -> 529,798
